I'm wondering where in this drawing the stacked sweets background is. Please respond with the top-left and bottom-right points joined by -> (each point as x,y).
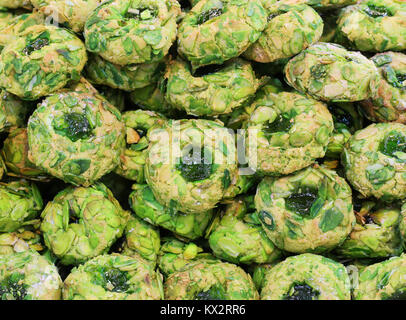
0,0 -> 405,300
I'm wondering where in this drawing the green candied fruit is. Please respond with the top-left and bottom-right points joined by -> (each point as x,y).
157,237 -> 216,277
0,180 -> 43,233
263,113 -> 294,135
208,196 -> 282,265
245,91 -> 334,175
244,4 -> 323,63
40,183 -> 129,265
284,42 -> 380,102
360,52 -> 406,123
196,7 -> 223,24
283,283 -> 320,300
129,184 -> 214,240
175,147 -> 213,181
0,250 -> 62,300
354,254 -> 406,300
63,254 -> 163,300
285,188 -> 318,216
177,0 -> 268,69
27,91 -> 125,186
58,112 -> 92,142
255,165 -> 355,253
145,119 -> 238,214
0,25 -> 87,100
121,215 -> 160,266
335,0 -> 406,52
379,130 -> 406,157
164,259 -> 259,300
335,198 -> 403,258
84,0 -> 180,65
261,253 -> 351,300
342,123 -> 406,201
85,53 -> 165,92
31,0 -> 102,32
115,110 -> 166,183
163,58 -> 261,116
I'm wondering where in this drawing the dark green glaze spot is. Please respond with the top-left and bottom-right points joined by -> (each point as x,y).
363,4 -> 392,18
53,113 -> 92,142
283,283 -> 320,300
379,131 -> 406,158
103,269 -> 129,293
0,273 -> 28,300
91,267 -> 130,293
196,8 -> 223,25
176,147 -> 212,182
196,284 -> 226,300
310,64 -> 327,79
23,38 -> 49,56
285,189 -> 318,216
263,113 -> 293,136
